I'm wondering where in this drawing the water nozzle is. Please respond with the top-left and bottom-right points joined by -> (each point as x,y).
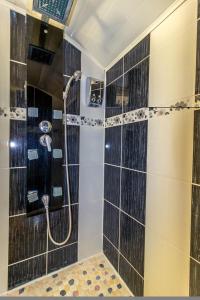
42,194 -> 49,209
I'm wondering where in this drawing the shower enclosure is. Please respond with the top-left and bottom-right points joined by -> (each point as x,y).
0,0 -> 200,296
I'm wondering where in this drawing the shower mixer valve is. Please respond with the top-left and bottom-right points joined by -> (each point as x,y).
39,134 -> 52,152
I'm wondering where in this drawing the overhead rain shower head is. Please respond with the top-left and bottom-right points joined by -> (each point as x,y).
33,0 -> 77,25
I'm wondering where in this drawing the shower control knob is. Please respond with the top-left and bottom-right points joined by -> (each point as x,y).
39,120 -> 52,133
39,134 -> 52,152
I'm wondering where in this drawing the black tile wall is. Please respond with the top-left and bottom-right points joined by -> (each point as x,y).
10,11 -> 26,63
104,35 -> 149,296
48,205 -> 78,251
106,58 -> 123,85
64,166 -> 79,205
103,237 -> 118,271
104,164 -> 120,207
105,126 -> 121,166
106,77 -> 123,118
191,185 -> 200,262
124,35 -> 150,73
190,11 -> 200,296
64,41 -> 81,76
120,212 -> 145,276
190,258 -> 200,296
10,62 -> 27,108
66,126 -> 80,165
10,120 -> 27,168
123,58 -> 149,112
122,121 -> 148,171
9,168 -> 27,216
193,110 -> 200,184
9,214 -> 47,264
64,77 -> 80,115
119,255 -> 144,296
103,201 -> 119,249
121,169 -> 146,224
8,255 -> 46,290
196,22 -> 200,95
48,243 -> 78,274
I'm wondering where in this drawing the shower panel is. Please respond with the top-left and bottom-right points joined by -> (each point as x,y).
27,16 -> 64,215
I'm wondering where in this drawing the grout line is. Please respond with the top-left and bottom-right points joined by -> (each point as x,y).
9,212 -> 26,218
103,234 -> 144,280
62,164 -> 80,167
10,59 -> 27,66
192,182 -> 200,187
106,55 -> 150,87
8,252 -> 47,267
62,203 -> 79,208
103,252 -> 134,296
9,166 -> 27,169
8,242 -> 79,268
47,241 -> 78,254
104,198 -> 145,227
190,256 -> 200,265
104,162 -> 147,174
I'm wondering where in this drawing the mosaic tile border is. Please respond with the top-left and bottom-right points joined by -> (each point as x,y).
65,114 -> 104,127
0,107 -> 26,120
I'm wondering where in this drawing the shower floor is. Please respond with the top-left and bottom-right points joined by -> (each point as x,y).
7,254 -> 131,297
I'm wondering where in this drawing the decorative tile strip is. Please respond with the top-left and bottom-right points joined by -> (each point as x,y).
123,108 -> 149,125
65,114 -> 104,127
0,107 -> 26,120
104,114 -> 123,128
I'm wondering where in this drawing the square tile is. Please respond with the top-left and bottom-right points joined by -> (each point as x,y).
123,58 -> 149,112
106,58 -> 123,85
119,255 -> 144,296
66,126 -> 80,165
10,11 -> 26,63
121,169 -> 146,224
124,35 -> 150,73
8,254 -> 46,290
106,77 -> 123,118
9,214 -> 47,264
64,165 -> 79,205
10,62 -> 27,108
190,258 -> 200,296
64,77 -> 80,115
191,185 -> 200,262
10,120 -> 27,168
48,205 -> 78,251
103,201 -> 119,249
122,121 -> 148,171
120,212 -> 145,276
103,237 -> 118,271
193,110 -> 200,184
0,118 -> 9,168
64,41 -> 81,76
9,168 -> 27,216
104,164 -> 120,208
48,243 -> 78,274
105,126 -> 121,166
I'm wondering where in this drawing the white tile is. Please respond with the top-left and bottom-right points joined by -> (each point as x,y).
149,0 -> 196,107
144,227 -> 190,296
0,168 -> 9,293
0,118 -> 10,169
146,173 -> 191,253
147,109 -> 194,182
0,4 -> 10,107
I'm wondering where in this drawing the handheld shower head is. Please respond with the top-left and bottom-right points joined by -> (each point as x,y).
73,70 -> 82,81
63,70 -> 81,101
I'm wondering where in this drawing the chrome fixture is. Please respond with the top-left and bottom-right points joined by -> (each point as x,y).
42,70 -> 82,246
63,70 -> 82,101
33,0 -> 77,25
39,120 -> 52,133
39,134 -> 52,152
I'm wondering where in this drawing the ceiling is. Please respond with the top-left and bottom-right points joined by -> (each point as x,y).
6,0 -> 177,67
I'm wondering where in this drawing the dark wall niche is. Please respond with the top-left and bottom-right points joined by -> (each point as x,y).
27,16 -> 64,216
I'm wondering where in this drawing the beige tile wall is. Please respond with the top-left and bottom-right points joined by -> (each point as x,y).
144,0 -> 197,296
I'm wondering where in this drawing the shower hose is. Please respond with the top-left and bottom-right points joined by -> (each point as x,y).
43,80 -> 74,246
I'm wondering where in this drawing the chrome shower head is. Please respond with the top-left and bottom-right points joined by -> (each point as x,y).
73,70 -> 82,81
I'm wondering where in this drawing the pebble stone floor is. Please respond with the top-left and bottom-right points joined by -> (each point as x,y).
7,254 -> 132,297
